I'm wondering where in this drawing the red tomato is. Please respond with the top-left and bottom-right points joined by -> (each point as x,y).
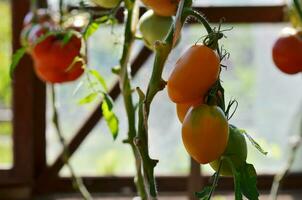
32,31 -> 85,83
272,28 -> 302,74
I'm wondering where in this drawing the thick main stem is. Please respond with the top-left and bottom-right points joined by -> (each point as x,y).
135,4 -> 227,199
50,85 -> 92,200
119,1 -> 147,199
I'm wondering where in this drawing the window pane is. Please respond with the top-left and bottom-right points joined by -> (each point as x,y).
0,0 -> 13,168
57,23 -> 301,177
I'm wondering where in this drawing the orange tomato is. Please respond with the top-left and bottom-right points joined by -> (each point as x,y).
182,104 -> 229,164
141,0 -> 180,16
32,31 -> 84,83
167,45 -> 220,103
272,28 -> 302,74
176,99 -> 202,123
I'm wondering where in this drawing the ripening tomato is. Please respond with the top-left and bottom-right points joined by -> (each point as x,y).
210,125 -> 247,176
182,104 -> 229,164
32,31 -> 85,83
92,0 -> 120,8
176,99 -> 202,123
138,10 -> 173,50
141,0 -> 180,16
167,45 -> 220,103
272,28 -> 302,74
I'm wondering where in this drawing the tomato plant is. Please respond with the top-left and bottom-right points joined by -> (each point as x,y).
32,31 -> 84,83
182,104 -> 229,164
210,125 -> 248,176
272,28 -> 302,74
11,0 -> 268,199
92,0 -> 120,8
138,10 -> 173,50
167,45 -> 220,103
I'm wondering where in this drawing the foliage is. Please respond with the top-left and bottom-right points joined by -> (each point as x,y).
0,1 -> 11,107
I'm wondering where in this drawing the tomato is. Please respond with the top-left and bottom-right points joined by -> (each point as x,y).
138,10 -> 173,50
182,104 -> 229,164
23,8 -> 54,27
92,0 -> 120,8
141,0 -> 180,16
176,99 -> 202,123
32,31 -> 84,83
167,45 -> 220,103
272,28 -> 302,74
210,125 -> 247,176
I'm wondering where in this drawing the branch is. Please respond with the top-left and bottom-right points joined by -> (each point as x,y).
118,0 -> 147,198
50,85 -> 92,200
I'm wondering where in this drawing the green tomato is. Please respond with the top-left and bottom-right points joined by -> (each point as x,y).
138,10 -> 173,50
91,0 -> 120,8
210,125 -> 247,176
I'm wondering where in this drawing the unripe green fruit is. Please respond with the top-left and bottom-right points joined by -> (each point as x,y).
138,10 -> 173,50
210,125 -> 248,176
91,0 -> 120,8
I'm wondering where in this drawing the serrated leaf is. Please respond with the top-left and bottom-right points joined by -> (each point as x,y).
239,163 -> 259,200
241,130 -> 268,155
89,69 -> 108,92
10,47 -> 27,78
102,93 -> 119,140
195,186 -> 211,199
78,93 -> 98,105
84,16 -> 109,40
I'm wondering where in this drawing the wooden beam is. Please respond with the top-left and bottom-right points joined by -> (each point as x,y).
69,5 -> 286,23
35,173 -> 302,194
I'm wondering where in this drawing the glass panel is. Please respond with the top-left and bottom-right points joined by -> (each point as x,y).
58,23 -> 301,177
0,0 -> 13,168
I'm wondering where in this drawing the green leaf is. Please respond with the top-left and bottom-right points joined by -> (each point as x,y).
84,16 -> 109,40
10,47 -> 27,78
240,130 -> 268,155
89,69 -> 108,92
78,93 -> 98,105
195,186 -> 211,199
225,157 -> 243,200
102,93 -> 119,140
239,163 -> 259,200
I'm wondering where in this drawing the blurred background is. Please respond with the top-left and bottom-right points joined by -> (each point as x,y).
0,0 -> 301,199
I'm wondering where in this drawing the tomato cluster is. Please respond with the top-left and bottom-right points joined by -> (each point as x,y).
21,9 -> 85,83
167,44 -> 249,175
166,45 -> 229,164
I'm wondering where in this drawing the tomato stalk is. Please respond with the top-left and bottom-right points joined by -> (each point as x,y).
133,1 -> 192,199
118,0 -> 147,199
50,85 -> 92,200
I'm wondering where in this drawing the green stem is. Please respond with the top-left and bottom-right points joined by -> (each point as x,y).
270,106 -> 302,200
59,0 -> 64,25
205,160 -> 221,200
50,85 -> 93,200
293,0 -> 302,22
119,1 -> 147,199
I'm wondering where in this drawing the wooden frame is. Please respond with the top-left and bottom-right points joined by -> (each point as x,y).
1,1 -> 300,199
